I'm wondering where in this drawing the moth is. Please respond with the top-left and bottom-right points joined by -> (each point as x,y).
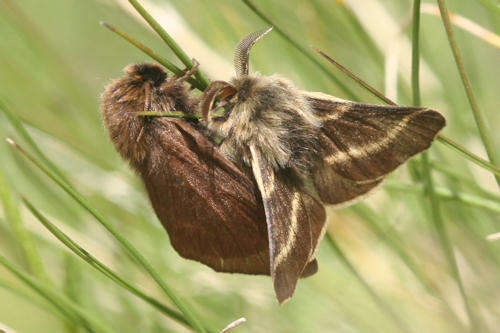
198,27 -> 445,303
101,26 -> 445,305
100,60 -> 276,284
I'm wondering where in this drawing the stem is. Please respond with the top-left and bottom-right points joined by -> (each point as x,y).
422,155 -> 480,330
0,169 -> 51,285
436,136 -> 500,177
351,204 -> 465,328
436,0 -> 499,186
0,99 -> 69,183
411,0 -> 422,108
241,0 -> 359,101
0,279 -> 67,321
430,162 -> 500,202
22,196 -> 192,329
135,111 -> 201,119
100,22 -> 203,91
0,254 -> 112,332
412,2 -> 478,330
127,0 -> 210,90
325,233 -> 408,331
475,0 -> 500,14
384,182 -> 500,214
314,48 -> 393,105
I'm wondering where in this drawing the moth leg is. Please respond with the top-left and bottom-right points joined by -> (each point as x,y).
175,58 -> 200,83
137,82 -> 152,143
144,82 -> 153,111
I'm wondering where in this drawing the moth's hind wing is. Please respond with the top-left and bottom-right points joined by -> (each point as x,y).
304,91 -> 445,205
143,118 -> 270,275
249,145 -> 326,304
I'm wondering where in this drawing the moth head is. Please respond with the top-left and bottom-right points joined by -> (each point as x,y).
201,27 -> 273,122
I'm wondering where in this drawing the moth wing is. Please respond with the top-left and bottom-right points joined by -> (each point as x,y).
142,118 -> 270,275
249,145 -> 326,304
313,140 -> 384,206
304,92 -> 445,202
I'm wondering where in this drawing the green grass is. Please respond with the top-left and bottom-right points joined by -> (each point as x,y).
0,0 -> 498,332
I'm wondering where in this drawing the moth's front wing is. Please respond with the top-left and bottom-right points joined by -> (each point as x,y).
142,118 -> 271,275
304,92 -> 445,205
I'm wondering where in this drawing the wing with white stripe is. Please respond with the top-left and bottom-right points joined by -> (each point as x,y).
305,92 -> 445,182
249,145 -> 326,304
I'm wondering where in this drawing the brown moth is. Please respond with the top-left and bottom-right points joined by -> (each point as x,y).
101,60 -> 319,293
199,27 -> 446,303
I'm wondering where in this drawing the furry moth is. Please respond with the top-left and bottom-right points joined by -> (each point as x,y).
101,27 -> 445,305
199,27 -> 446,304
100,61 -> 294,290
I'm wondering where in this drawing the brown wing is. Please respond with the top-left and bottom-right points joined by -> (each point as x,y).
140,117 -> 270,275
306,91 -> 445,182
313,137 -> 384,206
304,92 -> 444,205
249,145 -> 326,304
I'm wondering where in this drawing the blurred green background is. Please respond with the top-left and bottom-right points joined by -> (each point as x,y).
0,0 -> 498,332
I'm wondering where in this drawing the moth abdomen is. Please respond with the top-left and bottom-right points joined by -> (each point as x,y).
101,62 -> 196,167
124,62 -> 167,86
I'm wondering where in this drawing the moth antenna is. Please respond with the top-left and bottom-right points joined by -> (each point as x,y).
176,58 -> 199,83
234,26 -> 273,77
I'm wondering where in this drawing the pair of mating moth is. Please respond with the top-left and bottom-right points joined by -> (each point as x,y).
101,27 -> 445,304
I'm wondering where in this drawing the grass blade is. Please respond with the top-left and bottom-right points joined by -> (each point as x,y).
6,138 -> 207,333
421,4 -> 500,48
62,255 -> 84,333
430,162 -> 500,201
411,2 -> 479,330
421,154 -> 480,330
475,0 -> 500,14
100,22 -> 203,91
135,111 -> 201,119
0,279 -> 67,321
0,167 -> 51,285
241,0 -> 359,101
325,233 -> 408,331
436,0 -> 499,186
0,0 -> 97,124
21,196 -> 192,329
411,0 -> 422,108
0,98 -> 69,183
384,182 -> 500,214
435,136 -> 500,177
350,204 -> 465,328
127,0 -> 210,89
0,253 -> 112,333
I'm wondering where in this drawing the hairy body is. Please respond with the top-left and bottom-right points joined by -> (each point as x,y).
208,74 -> 321,180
